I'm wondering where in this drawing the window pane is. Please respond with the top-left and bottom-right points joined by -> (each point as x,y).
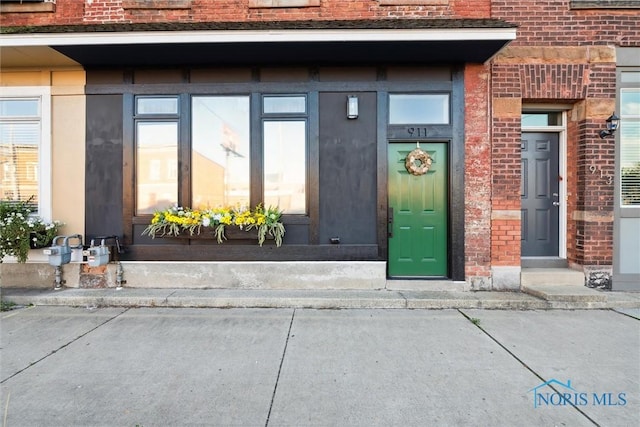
0,121 -> 39,206
263,96 -> 306,114
621,72 -> 640,84
621,89 -> 640,206
0,99 -> 39,117
136,121 -> 178,214
192,96 -> 250,208
522,112 -> 562,127
136,97 -> 178,115
389,94 -> 449,124
264,121 -> 306,214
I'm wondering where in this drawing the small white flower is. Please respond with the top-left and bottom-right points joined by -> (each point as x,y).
202,217 -> 211,227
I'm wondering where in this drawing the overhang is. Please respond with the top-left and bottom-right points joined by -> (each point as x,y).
0,19 -> 517,68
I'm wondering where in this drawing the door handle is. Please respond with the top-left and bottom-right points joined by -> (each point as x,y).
388,207 -> 393,238
553,201 -> 560,206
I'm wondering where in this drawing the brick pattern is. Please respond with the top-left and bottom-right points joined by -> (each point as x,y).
0,0 -> 489,25
519,64 -> 588,100
492,0 -> 640,47
490,117 -> 521,265
489,0 -> 636,275
464,64 -> 492,278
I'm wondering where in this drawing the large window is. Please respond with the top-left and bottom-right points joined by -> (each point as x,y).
620,87 -> 640,206
0,98 -> 41,210
192,96 -> 250,209
135,97 -> 179,215
262,95 -> 307,214
134,94 -> 307,215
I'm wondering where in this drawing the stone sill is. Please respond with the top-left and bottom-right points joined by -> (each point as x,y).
122,0 -> 191,10
249,0 -> 320,8
0,2 -> 55,13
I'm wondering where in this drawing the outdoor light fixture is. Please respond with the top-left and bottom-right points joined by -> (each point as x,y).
347,95 -> 359,119
599,113 -> 620,139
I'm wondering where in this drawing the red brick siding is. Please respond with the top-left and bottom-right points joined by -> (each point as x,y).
490,0 -> 636,272
464,63 -> 492,278
492,0 -> 639,47
1,0 -> 491,25
490,116 -> 520,265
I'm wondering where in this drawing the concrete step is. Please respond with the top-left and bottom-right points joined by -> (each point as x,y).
3,287 -> 640,311
521,268 -> 585,287
521,268 -> 609,305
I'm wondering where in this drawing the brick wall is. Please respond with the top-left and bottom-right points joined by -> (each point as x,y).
0,0 -> 491,25
464,63 -> 492,282
490,0 -> 638,275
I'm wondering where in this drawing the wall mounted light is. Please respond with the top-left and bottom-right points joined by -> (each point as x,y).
347,95 -> 358,119
599,113 -> 620,139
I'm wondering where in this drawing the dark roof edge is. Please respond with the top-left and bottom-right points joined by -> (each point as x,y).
0,18 -> 517,35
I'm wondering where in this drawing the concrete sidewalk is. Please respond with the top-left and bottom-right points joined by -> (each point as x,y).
1,306 -> 638,426
2,283 -> 640,310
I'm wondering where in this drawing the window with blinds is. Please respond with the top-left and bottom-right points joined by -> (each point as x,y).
620,87 -> 640,206
0,98 -> 41,211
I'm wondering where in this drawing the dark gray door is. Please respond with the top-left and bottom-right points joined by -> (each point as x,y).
521,132 -> 559,256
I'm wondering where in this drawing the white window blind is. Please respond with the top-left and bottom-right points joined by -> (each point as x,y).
0,99 -> 41,210
620,88 -> 640,206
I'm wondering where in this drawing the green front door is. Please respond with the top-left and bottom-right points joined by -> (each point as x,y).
388,142 -> 448,277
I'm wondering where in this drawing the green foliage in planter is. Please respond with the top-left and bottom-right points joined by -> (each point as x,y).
142,204 -> 285,247
0,198 -> 63,263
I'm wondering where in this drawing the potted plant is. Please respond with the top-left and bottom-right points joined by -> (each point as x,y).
0,198 -> 63,263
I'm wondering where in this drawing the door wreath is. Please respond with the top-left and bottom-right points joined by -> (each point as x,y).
405,147 -> 432,176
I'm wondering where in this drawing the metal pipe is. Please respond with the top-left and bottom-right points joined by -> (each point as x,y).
53,265 -> 65,290
115,262 -> 126,289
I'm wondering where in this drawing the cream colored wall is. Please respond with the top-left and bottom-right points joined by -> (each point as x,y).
52,71 -> 86,237
1,69 -> 86,240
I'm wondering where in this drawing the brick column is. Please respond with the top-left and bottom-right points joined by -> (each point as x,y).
464,63 -> 493,289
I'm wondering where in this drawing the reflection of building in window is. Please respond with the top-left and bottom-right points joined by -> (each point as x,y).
135,120 -> 178,214
136,144 -> 177,214
0,143 -> 38,204
149,159 -> 161,181
0,98 -> 40,207
192,96 -> 250,209
3,163 -> 15,182
26,162 -> 38,182
263,120 -> 306,214
167,160 -> 177,180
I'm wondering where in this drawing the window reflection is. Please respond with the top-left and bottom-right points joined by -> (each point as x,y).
192,96 -> 250,208
0,98 -> 40,209
389,94 -> 449,124
136,121 -> 178,214
264,121 -> 306,214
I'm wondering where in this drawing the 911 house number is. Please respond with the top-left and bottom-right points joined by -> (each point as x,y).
407,127 -> 428,137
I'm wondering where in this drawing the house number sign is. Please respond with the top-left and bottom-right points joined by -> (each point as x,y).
407,127 -> 428,137
589,164 -> 613,185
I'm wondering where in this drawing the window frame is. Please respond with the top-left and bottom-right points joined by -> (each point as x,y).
0,87 -> 51,220
261,94 -> 309,215
619,86 -> 640,209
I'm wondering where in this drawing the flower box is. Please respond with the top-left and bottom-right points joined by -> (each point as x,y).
142,204 -> 285,247
167,226 -> 275,241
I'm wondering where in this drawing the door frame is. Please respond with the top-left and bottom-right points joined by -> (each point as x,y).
521,107 -> 568,260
